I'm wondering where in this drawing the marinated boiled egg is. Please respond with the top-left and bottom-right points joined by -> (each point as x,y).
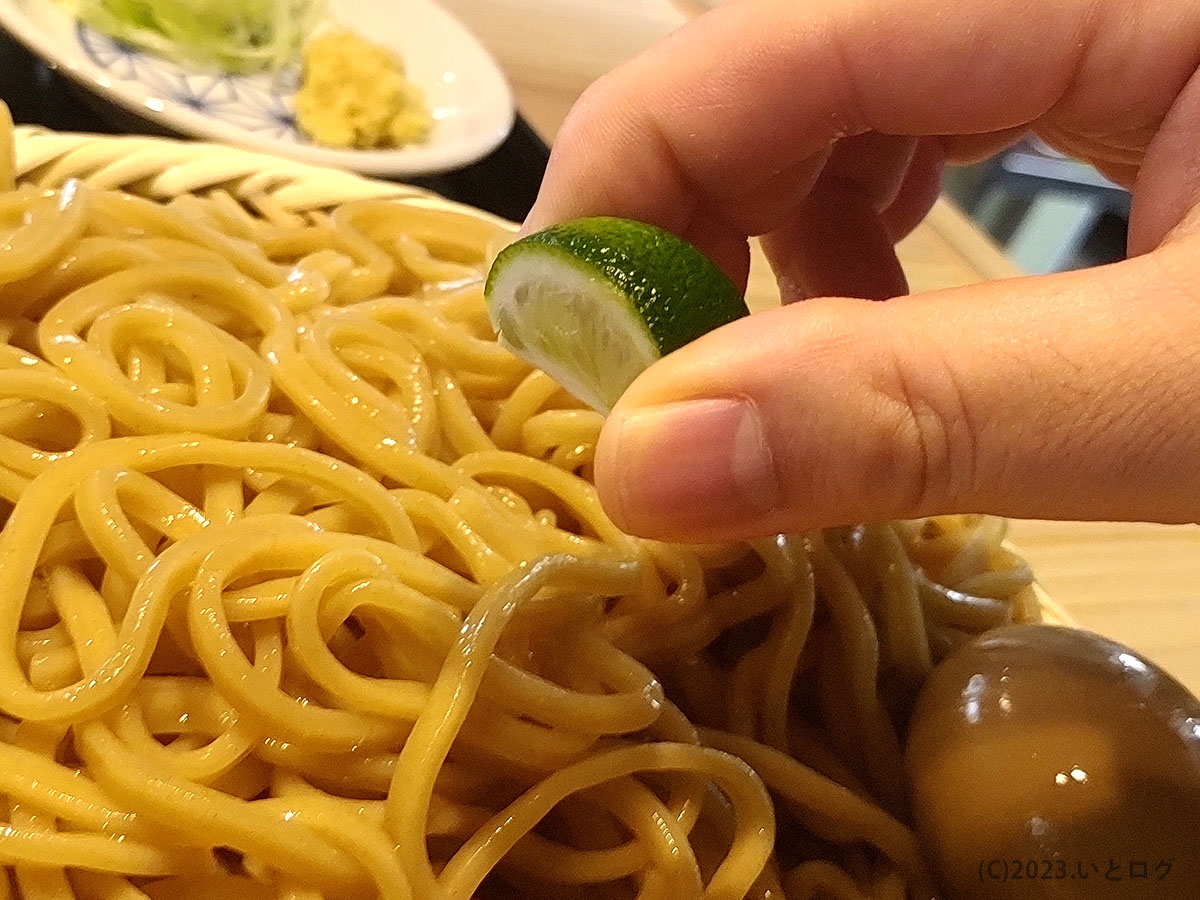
906,624 -> 1200,899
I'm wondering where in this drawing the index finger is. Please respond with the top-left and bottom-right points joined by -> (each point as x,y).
524,0 -> 1200,261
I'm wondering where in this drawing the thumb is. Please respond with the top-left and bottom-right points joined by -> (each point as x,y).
594,236 -> 1200,543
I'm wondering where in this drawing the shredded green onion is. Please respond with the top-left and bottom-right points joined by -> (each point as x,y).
60,0 -> 326,73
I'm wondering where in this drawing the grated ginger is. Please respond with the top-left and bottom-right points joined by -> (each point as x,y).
295,31 -> 432,149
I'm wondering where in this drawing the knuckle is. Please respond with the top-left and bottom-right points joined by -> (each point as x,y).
867,322 -> 979,517
765,301 -> 980,522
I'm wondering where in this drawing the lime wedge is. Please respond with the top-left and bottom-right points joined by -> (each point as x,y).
485,217 -> 750,413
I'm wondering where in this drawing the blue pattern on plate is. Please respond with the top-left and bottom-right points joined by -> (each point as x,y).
76,24 -> 304,142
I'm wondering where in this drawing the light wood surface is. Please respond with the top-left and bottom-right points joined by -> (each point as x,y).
445,0 -> 1200,694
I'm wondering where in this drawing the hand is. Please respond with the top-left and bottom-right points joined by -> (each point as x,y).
523,0 -> 1200,543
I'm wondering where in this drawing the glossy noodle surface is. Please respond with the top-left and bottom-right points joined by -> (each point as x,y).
0,117 -> 1040,900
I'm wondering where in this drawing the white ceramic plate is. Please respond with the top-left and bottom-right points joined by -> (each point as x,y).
0,0 -> 515,177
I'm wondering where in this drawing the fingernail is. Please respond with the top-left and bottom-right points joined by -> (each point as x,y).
517,206 -> 545,238
605,398 -> 780,537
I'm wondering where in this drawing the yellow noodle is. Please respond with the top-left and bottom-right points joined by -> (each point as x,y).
0,111 -> 1038,899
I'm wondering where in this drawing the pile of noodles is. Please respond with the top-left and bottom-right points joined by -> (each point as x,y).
0,109 -> 1039,900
